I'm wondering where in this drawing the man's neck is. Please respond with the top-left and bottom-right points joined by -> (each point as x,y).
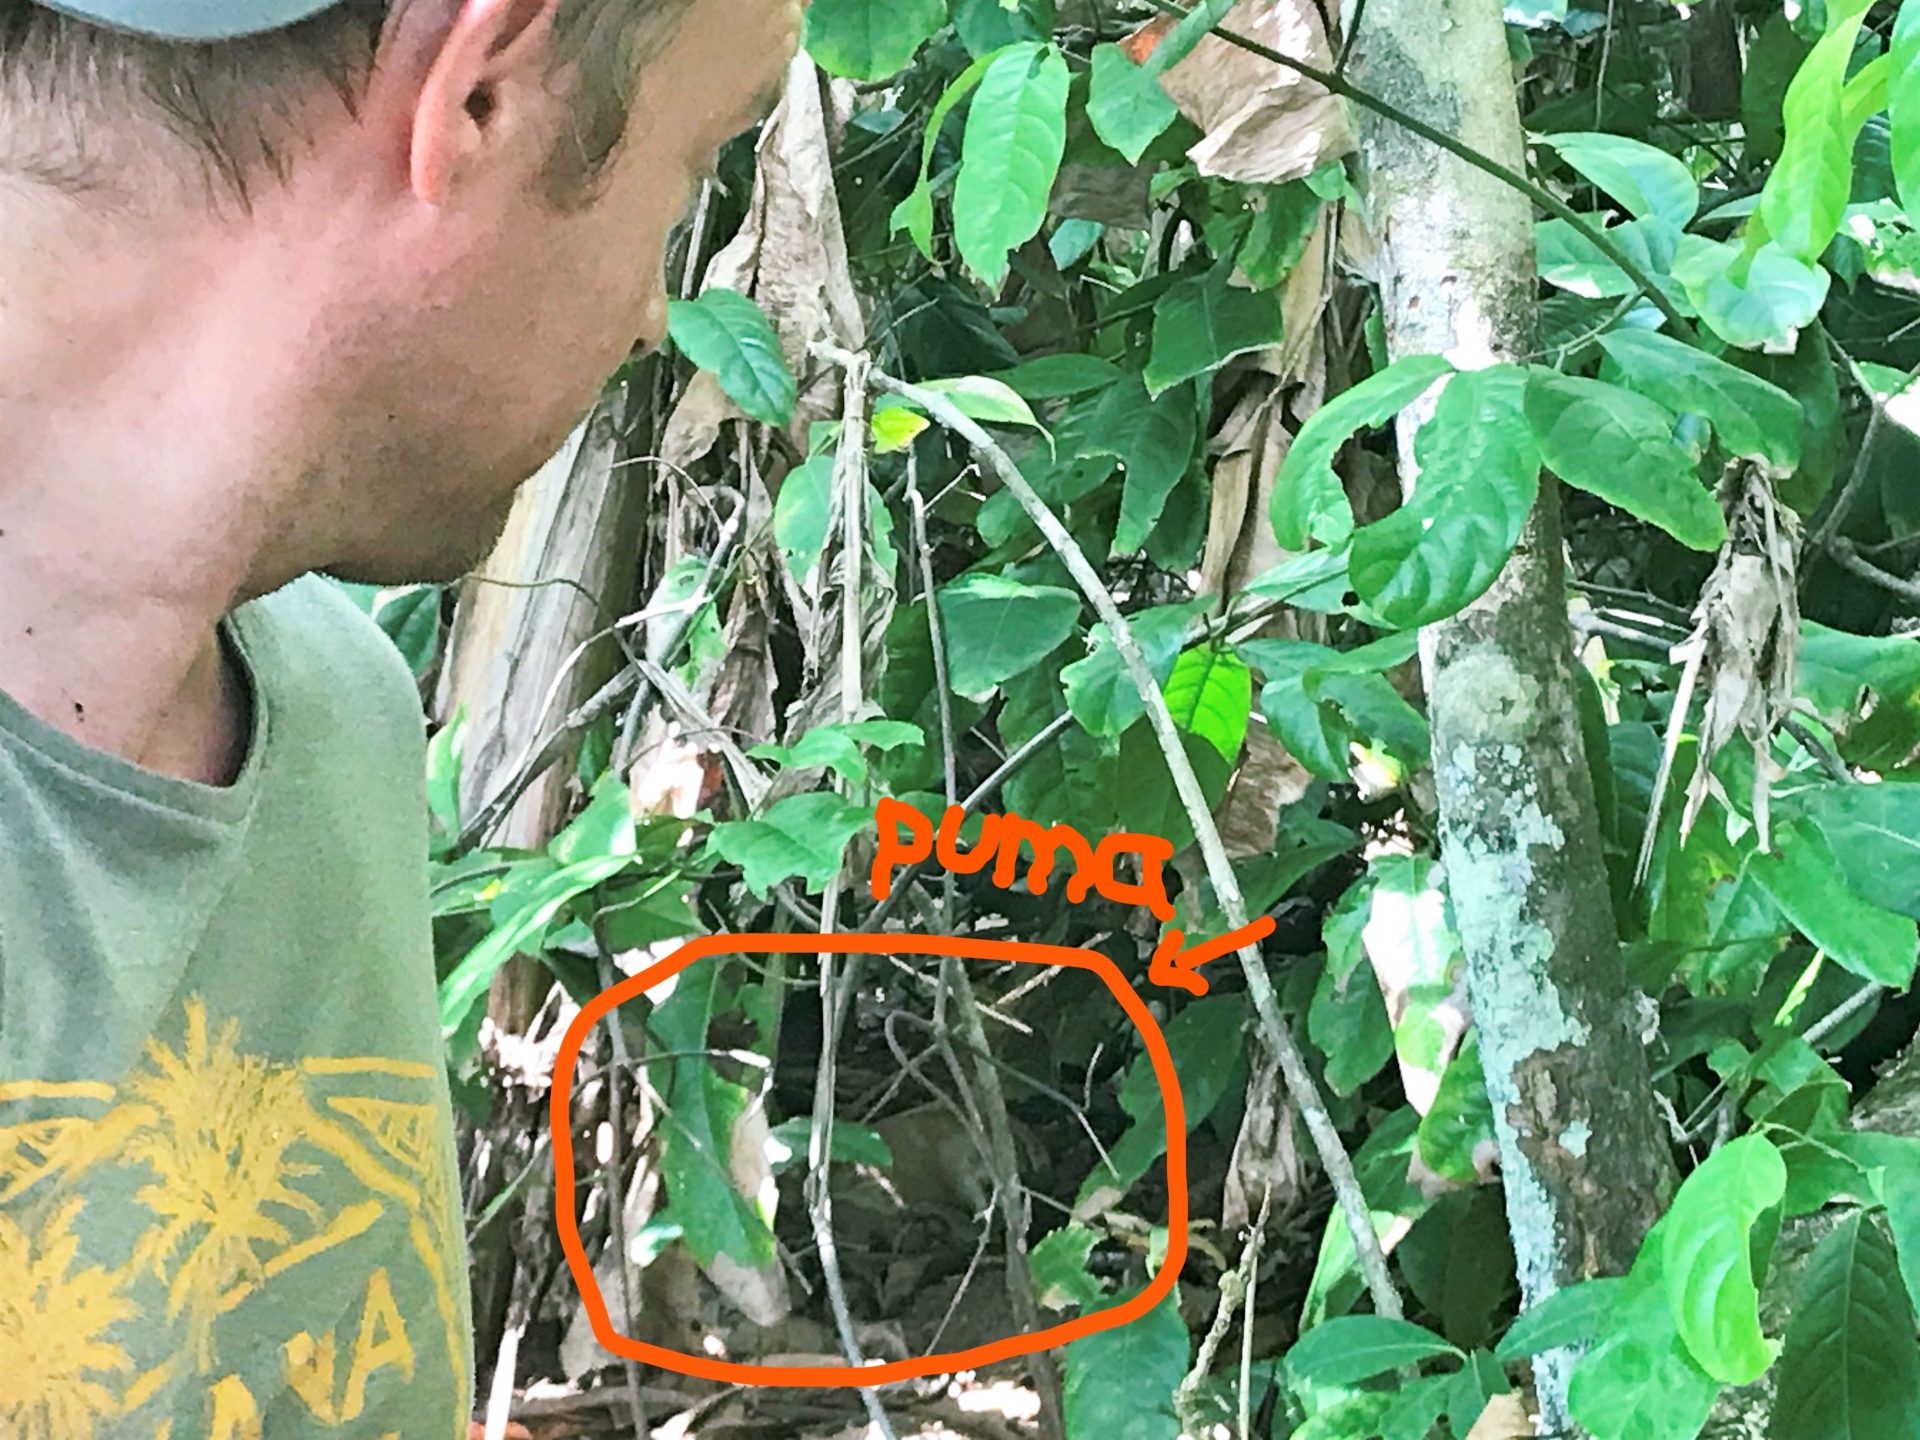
0,199 -> 312,785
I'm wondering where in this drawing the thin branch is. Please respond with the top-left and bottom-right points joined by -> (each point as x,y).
1827,536 -> 1920,608
817,343 -> 1405,1322
1143,0 -> 1696,340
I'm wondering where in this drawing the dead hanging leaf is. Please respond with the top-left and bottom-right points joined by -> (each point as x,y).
701,53 -> 864,440
1222,1043 -> 1302,1230
1125,0 -> 1353,186
1637,462 -> 1802,884
1463,1392 -> 1535,1440
704,1094 -> 792,1326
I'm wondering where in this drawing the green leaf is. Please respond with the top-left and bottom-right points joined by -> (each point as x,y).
1797,782 -> 1920,921
1143,269 -> 1287,397
1087,41 -> 1178,163
1163,644 -> 1252,763
1286,1315 -> 1461,1386
750,720 -> 924,785
1761,0 -> 1878,263
774,455 -> 834,582
1540,131 -> 1700,228
1672,237 -> 1831,353
1747,820 -> 1920,988
1030,1223 -> 1107,1310
951,0 -> 1054,54
1350,366 -> 1541,628
1062,601 -> 1205,738
804,0 -> 949,81
1380,1374 -> 1456,1440
1597,330 -> 1804,470
1568,1268 -> 1722,1440
439,854 -> 633,1036
1769,1211 -> 1920,1440
371,585 -> 441,677
1309,885 -> 1395,1097
1064,1291 -> 1187,1439
1660,1134 -> 1786,1385
989,352 -> 1124,400
891,51 -> 997,259
706,792 -> 873,895
1893,0 -> 1920,225
955,43 -> 1069,288
766,1118 -> 893,1173
668,289 -> 796,427
937,572 -> 1082,698
652,965 -> 779,1269
1087,377 -> 1199,555
871,400 -> 931,454
1525,371 -> 1727,551
919,374 -> 1043,430
1497,1278 -> 1628,1363
1273,354 -> 1453,550
1417,1032 -> 1495,1186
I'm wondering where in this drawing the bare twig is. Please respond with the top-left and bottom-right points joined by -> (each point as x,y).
1827,536 -> 1920,608
1176,1186 -> 1273,1436
817,344 -> 1405,1322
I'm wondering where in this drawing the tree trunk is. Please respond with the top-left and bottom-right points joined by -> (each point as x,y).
1348,4 -> 1679,1427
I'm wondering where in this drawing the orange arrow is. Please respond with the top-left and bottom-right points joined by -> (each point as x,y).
1149,915 -> 1277,996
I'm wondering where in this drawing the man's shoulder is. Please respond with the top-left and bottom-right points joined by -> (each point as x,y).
236,575 -> 430,768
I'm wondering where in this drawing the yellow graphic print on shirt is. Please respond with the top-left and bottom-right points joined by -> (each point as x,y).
0,1000 -> 467,1439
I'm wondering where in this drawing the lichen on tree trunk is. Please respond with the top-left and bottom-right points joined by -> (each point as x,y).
1348,0 -> 1679,1426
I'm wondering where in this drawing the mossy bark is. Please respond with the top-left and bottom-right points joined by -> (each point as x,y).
1349,1 -> 1679,1427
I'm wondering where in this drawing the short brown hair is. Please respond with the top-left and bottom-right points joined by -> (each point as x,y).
0,0 -> 689,212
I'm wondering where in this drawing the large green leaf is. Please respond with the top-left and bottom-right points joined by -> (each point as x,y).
1597,330 -> 1804,470
891,51 -> 997,259
1417,1033 -> 1495,1186
1894,0 -> 1920,225
1540,131 -> 1700,228
937,572 -> 1082,698
1526,371 -> 1727,551
705,792 -> 873,896
1760,0 -> 1878,263
1062,601 -> 1204,738
1747,820 -> 1920,987
954,43 -> 1069,288
667,289 -> 797,427
1660,1134 -> 1786,1385
804,0 -> 948,80
1272,354 -> 1453,550
1163,644 -> 1252,763
1309,900 -> 1395,1097
1286,1315 -> 1461,1386
1143,269 -> 1286,397
1087,377 -> 1200,555
1498,1278 -> 1628,1363
1568,1265 -> 1722,1440
1769,1211 -> 1920,1440
1063,1291 -> 1188,1440
1349,366 -> 1541,628
1087,41 -> 1178,163
1672,236 -> 1831,352
1798,782 -> 1920,921
652,963 -> 780,1269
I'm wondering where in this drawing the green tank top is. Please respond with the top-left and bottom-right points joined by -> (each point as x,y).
0,575 -> 472,1439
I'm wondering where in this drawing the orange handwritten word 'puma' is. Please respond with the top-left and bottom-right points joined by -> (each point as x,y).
869,796 -> 1176,921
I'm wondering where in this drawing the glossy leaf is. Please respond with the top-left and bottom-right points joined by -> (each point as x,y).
1526,371 -> 1727,551
1769,1211 -> 1920,1440
1062,601 -> 1205,738
1760,0 -> 1878,263
706,792 -> 873,895
1541,131 -> 1700,228
937,573 -> 1081,698
1568,1266 -> 1722,1440
668,289 -> 797,427
1088,377 -> 1200,555
1350,366 -> 1541,629
954,43 -> 1069,287
1894,0 -> 1920,224
1747,820 -> 1920,988
1087,41 -> 1178,163
1286,1315 -> 1461,1386
1597,330 -> 1804,470
1672,237 -> 1830,353
1660,1134 -> 1786,1385
1498,1278 -> 1628,1363
1163,644 -> 1252,763
1797,781 -> 1920,921
1273,354 -> 1453,551
804,0 -> 948,80
1063,1291 -> 1188,1439
1143,269 -> 1286,397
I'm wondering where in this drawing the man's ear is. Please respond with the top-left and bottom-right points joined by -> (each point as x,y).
407,0 -> 557,206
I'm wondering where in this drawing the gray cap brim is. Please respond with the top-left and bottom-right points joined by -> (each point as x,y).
34,0 -> 345,40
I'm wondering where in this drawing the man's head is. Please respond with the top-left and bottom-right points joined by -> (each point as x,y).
0,0 -> 800,585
